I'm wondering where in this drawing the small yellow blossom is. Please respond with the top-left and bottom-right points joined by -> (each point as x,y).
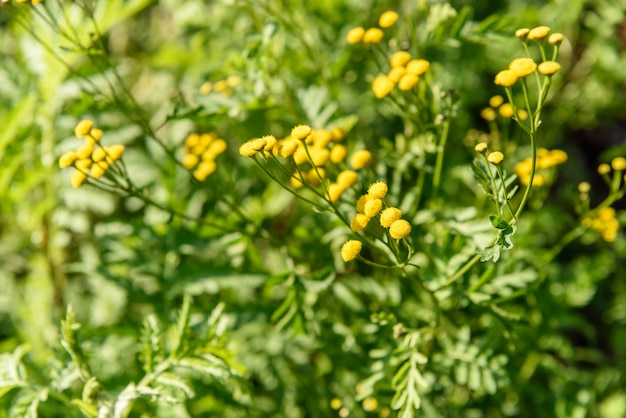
480,107 -> 497,121
91,162 -> 108,179
364,198 -> 383,217
578,182 -> 591,193
390,51 -> 412,68
75,159 -> 92,172
509,57 -> 537,77
368,181 -> 388,199
611,157 -> 626,171
291,124 -> 312,141
494,70 -> 518,87
538,61 -> 560,76
487,151 -> 504,165
350,213 -> 371,232
585,207 -> 619,242
380,207 -> 402,228
347,27 -> 365,44
330,398 -> 342,410
515,28 -> 530,39
548,33 -> 564,45
489,95 -> 504,107
337,170 -> 359,189
363,27 -> 384,44
406,59 -> 430,76
363,397 -> 378,412
597,163 -> 611,175
183,153 -> 199,169
527,26 -> 551,40
372,74 -> 395,99
107,145 -> 125,161
200,82 -> 212,95
327,183 -> 345,203
356,194 -> 373,213
378,11 -> 399,28
331,127 -> 346,141
90,128 -> 103,142
91,147 -> 107,162
517,109 -> 528,120
341,240 -> 362,262
474,142 -> 488,154
398,74 -> 419,91
278,139 -> 298,157
499,103 -> 514,118
59,151 -> 78,168
193,160 -> 216,181
387,67 -> 407,83
311,148 -> 330,166
71,170 -> 88,188
76,142 -> 94,160
74,119 -> 94,138
239,138 -> 266,157
389,219 -> 411,239
330,144 -> 348,163
350,150 -> 373,169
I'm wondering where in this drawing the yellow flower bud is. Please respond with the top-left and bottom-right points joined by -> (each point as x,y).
350,150 -> 372,169
239,137 -> 266,157
398,74 -> 419,91
538,61 -> 560,76
91,147 -> 107,162
76,142 -> 94,160
372,74 -> 395,99
487,151 -> 504,165
350,213 -> 370,232
59,151 -> 78,168
346,27 -> 365,44
75,159 -> 92,172
406,59 -> 430,76
480,107 -> 497,121
330,398 -> 342,410
183,153 -> 199,169
390,51 -> 412,68
260,135 -> 276,152
193,160 -> 216,181
341,240 -> 362,262
363,28 -> 384,44
71,169 -> 88,188
515,28 -> 530,39
509,57 -> 537,77
368,181 -> 388,199
499,103 -> 514,118
278,139 -> 298,157
378,10 -> 398,28
489,95 -> 504,107
494,70 -> 518,87
387,67 -> 407,83
291,124 -> 312,141
380,207 -> 402,228
548,33 -> 564,45
597,163 -> 611,175
107,144 -> 125,161
363,198 -> 383,217
330,144 -> 348,163
356,194 -> 373,213
90,128 -> 103,142
363,397 -> 378,412
337,170 -> 359,189
311,148 -> 330,166
389,219 -> 411,239
91,161 -> 108,179
185,133 -> 200,148
74,119 -> 94,138
327,183 -> 345,203
578,182 -> 591,193
527,26 -> 551,40
611,157 -> 626,171
474,142 -> 488,154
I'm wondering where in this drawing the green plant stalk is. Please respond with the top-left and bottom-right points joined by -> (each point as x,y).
431,117 -> 450,199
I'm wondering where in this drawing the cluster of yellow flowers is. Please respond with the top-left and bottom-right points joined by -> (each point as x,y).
1,0 -> 44,4
199,75 -> 241,97
181,132 -> 227,181
59,120 -> 125,188
372,51 -> 430,99
239,124 -> 372,203
583,207 -> 619,242
494,26 -> 563,88
480,95 -> 528,122
514,148 -> 568,186
346,10 -> 398,45
597,157 -> 626,176
342,180 -> 412,262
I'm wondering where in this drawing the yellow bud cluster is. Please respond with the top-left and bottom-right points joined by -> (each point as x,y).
182,132 -> 227,181
199,75 -> 240,97
346,10 -> 399,45
59,120 -> 125,188
3,0 -> 44,4
514,148 -> 568,186
582,207 -> 620,242
372,52 -> 430,98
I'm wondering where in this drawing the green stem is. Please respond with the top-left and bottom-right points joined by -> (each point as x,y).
432,117 -> 450,199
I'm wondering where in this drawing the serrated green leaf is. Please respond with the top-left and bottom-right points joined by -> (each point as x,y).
155,372 -> 195,398
71,399 -> 98,418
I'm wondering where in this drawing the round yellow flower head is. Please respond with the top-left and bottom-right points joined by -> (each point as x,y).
515,28 -> 530,39
90,128 -> 103,142
389,219 -> 411,239
398,74 -> 419,91
91,147 -> 107,162
517,109 -> 529,120
548,33 -> 564,45
350,149 -> 373,169
76,142 -> 94,160
528,26 -> 551,40
330,144 -> 348,163
107,145 -> 125,161
379,10 -> 399,28
75,159 -> 92,172
239,137 -> 266,157
183,153 -> 199,169
499,103 -> 514,118
311,148 -> 330,166
487,151 -> 504,165
489,95 -> 504,107
363,397 -> 378,412
331,127 -> 346,141
71,170 -> 88,189
293,146 -> 308,165
59,151 -> 78,168
291,124 -> 312,141
356,194 -> 373,213
330,398 -> 342,410
548,149 -> 568,165
597,163 -> 611,175
305,168 -> 325,186
480,107 -> 497,121
279,139 -> 298,157
327,183 -> 345,203
612,157 -> 626,171
347,27 -> 365,44
350,213 -> 370,232
194,160 -> 216,181
406,59 -> 430,76
364,198 -> 383,217
363,28 -> 384,44
509,58 -> 537,77
578,181 -> 591,193
388,67 -> 408,83
341,240 -> 363,262
372,74 -> 395,99
91,161 -> 108,179
368,181 -> 388,199
538,61 -> 561,76
74,119 -> 94,138
337,170 -> 359,189
200,82 -> 212,95
206,138 -> 228,156
474,142 -> 488,154
494,70 -> 518,87
380,207 -> 402,228
390,51 -> 412,68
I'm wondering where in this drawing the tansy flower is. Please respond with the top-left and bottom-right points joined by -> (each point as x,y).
499,103 -> 514,118
509,58 -> 537,77
58,151 -> 78,168
368,181 -> 388,199
494,70 -> 518,87
612,157 -> 626,171
362,397 -> 378,412
363,28 -> 384,44
75,159 -> 92,172
91,162 -> 108,179
388,67 -> 407,83
489,95 -> 504,107
291,124 -> 312,141
194,160 -> 216,181
310,148 -> 330,166
380,207 -> 402,227
390,51 -> 412,68
480,108 -> 497,121
378,10 -> 398,28
474,142 -> 488,154
341,240 -> 362,262
363,198 -> 383,217
548,33 -> 564,45
90,129 -> 103,142
74,119 -> 94,138
278,139 -> 298,157
262,135 -> 277,151
330,398 -> 342,410
107,145 -> 125,161
372,74 -> 395,98
331,127 -> 346,141
183,153 -> 199,169
538,61 -> 560,76
327,183 -> 345,202
356,194 -> 373,213
239,137 -> 266,157
350,150 -> 372,169
389,219 -> 411,239
71,170 -> 87,189
330,144 -> 348,163
398,74 -> 419,91
406,59 -> 430,76
347,27 -> 365,44
515,28 -> 530,39
337,170 -> 359,188
597,163 -> 611,175
305,167 -> 325,186
76,142 -> 94,160
527,26 -> 551,40
350,213 -> 371,232
487,151 -> 504,165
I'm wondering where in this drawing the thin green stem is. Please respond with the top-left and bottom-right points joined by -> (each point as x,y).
431,118 -> 450,199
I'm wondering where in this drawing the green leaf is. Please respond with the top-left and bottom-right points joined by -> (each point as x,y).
71,399 -> 98,418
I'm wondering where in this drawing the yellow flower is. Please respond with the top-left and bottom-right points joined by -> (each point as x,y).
515,28 -> 530,39
578,182 -> 591,193
74,119 -> 93,138
380,207 -> 402,228
527,26 -> 551,40
59,151 -> 78,168
90,128 -> 103,142
480,108 -> 497,121
107,144 -> 125,161
185,133 -> 200,148
509,58 -> 537,77
183,153 -> 199,169
327,183 -> 345,202
330,398 -> 342,410
487,151 -> 504,165
390,51 -> 412,68
71,170 -> 88,188
517,109 -> 528,120
91,161 -> 108,179
547,149 -> 568,165
387,67 -> 407,83
368,181 -> 388,199
538,61 -> 560,76
200,82 -> 212,95
362,397 -> 378,412
350,150 -> 372,169
311,148 -> 330,166
489,95 -> 504,107
76,142 -> 94,160
347,27 -> 365,44
378,10 -> 398,28
305,167 -> 325,186
499,103 -> 514,118
389,219 -> 411,239
337,170 -> 359,189
372,74 -> 395,98
597,163 -> 611,175
193,160 -> 216,181
474,142 -> 488,154
205,138 -> 228,157
330,144 -> 348,163
494,70 -> 518,87
350,213 -> 370,232
356,194 -> 373,213
364,198 -> 383,217
548,33 -> 564,45
611,157 -> 626,171
398,74 -> 419,91
75,159 -> 92,172
406,59 -> 430,76
91,147 -> 107,162
239,138 -> 266,157
331,127 -> 346,141
363,28 -> 384,44
291,124 -> 312,141
341,240 -> 362,262
278,139 -> 298,157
